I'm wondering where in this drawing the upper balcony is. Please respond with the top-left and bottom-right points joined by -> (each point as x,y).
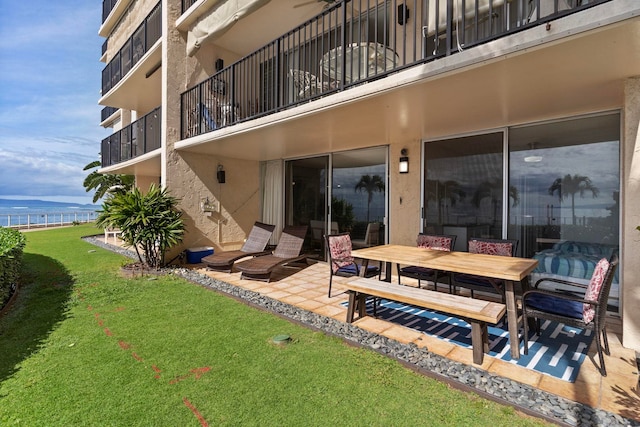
179,0 -> 612,140
100,2 -> 162,113
100,0 -> 134,37
100,107 -> 162,175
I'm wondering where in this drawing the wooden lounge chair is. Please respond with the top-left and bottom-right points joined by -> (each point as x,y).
201,221 -> 275,272
235,225 -> 309,282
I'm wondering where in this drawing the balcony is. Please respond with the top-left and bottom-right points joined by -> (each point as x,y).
182,0 -> 199,14
180,0 -> 610,140
101,107 -> 161,169
100,0 -> 134,37
101,2 -> 162,101
102,0 -> 118,24
101,106 -> 119,125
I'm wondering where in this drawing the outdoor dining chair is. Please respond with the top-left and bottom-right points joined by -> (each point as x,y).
397,233 -> 457,291
325,232 -> 380,298
521,254 -> 618,376
452,238 -> 519,301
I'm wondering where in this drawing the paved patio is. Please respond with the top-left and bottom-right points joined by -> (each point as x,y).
191,259 -> 640,423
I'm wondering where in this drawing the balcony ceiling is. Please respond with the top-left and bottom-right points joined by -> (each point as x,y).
181,0 -> 333,56
99,149 -> 161,177
176,6 -> 640,163
98,41 -> 162,114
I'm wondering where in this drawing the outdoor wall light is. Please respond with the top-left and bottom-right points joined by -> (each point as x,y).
397,4 -> 409,25
216,164 -> 226,183
399,149 -> 409,173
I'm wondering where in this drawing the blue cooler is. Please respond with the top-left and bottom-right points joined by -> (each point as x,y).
186,246 -> 214,264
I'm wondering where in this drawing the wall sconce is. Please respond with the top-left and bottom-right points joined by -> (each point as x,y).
397,4 -> 409,25
216,164 -> 226,183
399,149 -> 409,173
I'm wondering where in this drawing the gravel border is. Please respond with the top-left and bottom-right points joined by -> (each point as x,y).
83,236 -> 638,427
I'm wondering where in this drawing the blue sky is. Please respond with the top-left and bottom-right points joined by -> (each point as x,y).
0,0 -> 109,205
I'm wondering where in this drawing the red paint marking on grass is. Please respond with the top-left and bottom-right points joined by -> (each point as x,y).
98,319 -> 104,327
94,313 -> 101,319
87,305 -> 93,311
132,352 -> 143,362
152,365 -> 162,379
169,367 -> 211,384
118,341 -> 131,350
104,328 -> 113,336
183,398 -> 209,427
191,367 -> 211,379
114,307 -> 125,312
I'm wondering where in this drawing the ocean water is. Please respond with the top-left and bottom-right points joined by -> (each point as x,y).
0,199 -> 100,228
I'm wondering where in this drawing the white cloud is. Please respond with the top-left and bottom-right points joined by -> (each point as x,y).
0,1 -> 108,203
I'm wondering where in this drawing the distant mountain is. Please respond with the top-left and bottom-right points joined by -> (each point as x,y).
0,199 -> 99,209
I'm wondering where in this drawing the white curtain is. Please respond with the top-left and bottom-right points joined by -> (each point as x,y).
187,0 -> 271,57
261,160 -> 283,245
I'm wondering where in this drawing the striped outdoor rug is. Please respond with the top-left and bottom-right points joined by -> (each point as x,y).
352,299 -> 594,382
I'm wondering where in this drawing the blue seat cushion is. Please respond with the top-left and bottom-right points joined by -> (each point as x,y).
337,264 -> 379,276
525,293 -> 583,319
400,266 -> 435,277
454,273 -> 500,290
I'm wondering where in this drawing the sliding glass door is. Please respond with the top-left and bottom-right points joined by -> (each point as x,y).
284,147 -> 387,260
285,156 -> 329,258
423,132 -> 505,252
508,114 -> 620,258
422,112 -> 620,309
332,147 -> 387,248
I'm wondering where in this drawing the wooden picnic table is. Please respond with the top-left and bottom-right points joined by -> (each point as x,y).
351,244 -> 539,359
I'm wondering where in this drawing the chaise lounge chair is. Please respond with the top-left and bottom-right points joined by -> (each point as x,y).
235,225 -> 308,282
201,221 -> 276,272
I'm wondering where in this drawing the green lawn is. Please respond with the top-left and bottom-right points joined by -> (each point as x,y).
0,225 -> 550,426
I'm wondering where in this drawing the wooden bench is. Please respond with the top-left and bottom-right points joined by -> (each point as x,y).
344,277 -> 506,364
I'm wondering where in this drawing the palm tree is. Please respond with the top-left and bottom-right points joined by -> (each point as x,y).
548,174 -> 599,225
96,184 -> 185,269
354,174 -> 385,222
83,160 -> 135,203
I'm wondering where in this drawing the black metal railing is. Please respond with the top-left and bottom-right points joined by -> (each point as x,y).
102,0 -> 119,24
101,2 -> 162,96
182,0 -> 198,14
181,0 -> 609,140
101,106 -> 119,122
101,107 -> 161,167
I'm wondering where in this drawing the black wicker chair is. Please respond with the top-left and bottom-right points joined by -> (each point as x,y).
522,254 -> 618,376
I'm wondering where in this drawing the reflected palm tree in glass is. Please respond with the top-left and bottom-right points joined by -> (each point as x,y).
472,180 -> 520,226
354,174 -> 385,223
548,174 -> 599,225
425,179 -> 466,225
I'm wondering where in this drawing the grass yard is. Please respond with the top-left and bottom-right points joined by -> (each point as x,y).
0,224 -> 550,426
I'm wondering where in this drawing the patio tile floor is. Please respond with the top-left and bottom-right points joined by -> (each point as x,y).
191,259 -> 639,422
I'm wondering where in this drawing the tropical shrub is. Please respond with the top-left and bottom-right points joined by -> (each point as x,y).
96,184 -> 185,269
0,227 -> 26,307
